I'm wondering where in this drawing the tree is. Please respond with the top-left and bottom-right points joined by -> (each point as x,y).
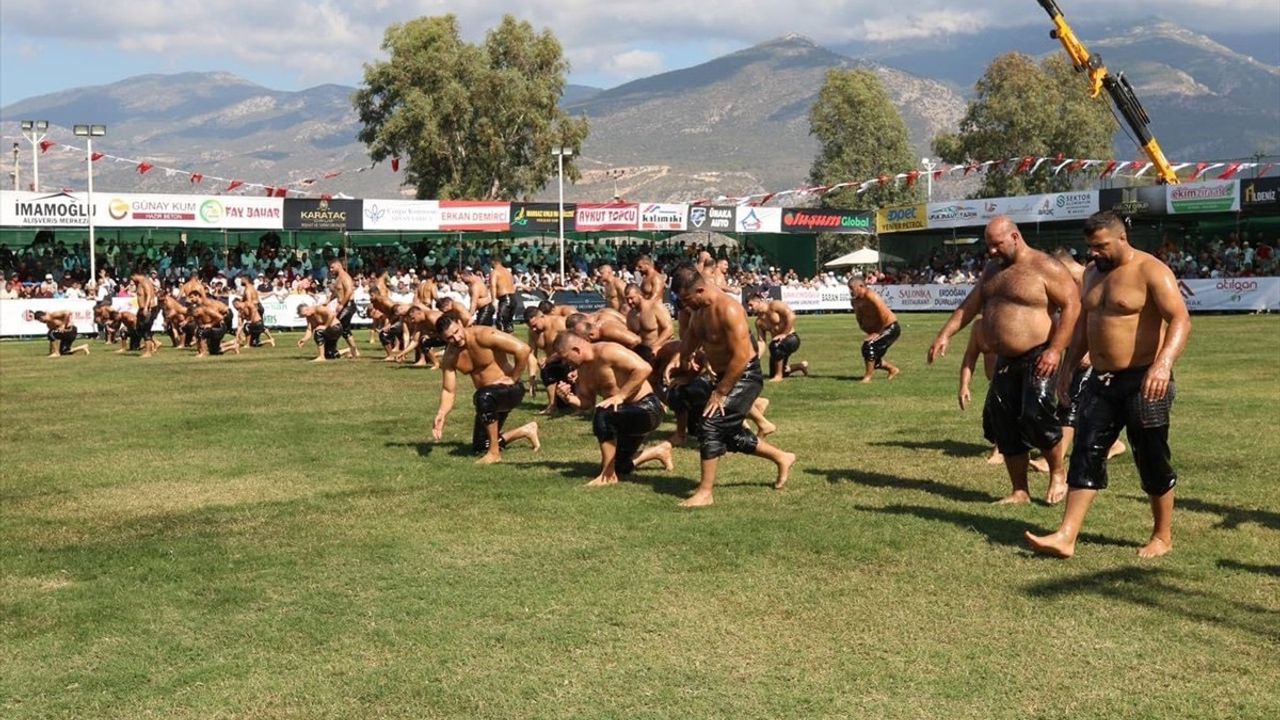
932,52 -> 1115,198
808,69 -> 920,264
354,15 -> 589,200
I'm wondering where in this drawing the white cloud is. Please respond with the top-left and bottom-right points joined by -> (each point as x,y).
862,10 -> 990,42
600,50 -> 666,80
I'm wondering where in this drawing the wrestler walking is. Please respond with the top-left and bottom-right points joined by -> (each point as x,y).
849,278 -> 900,382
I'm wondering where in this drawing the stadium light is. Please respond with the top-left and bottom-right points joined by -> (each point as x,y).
11,143 -> 18,191
552,146 -> 573,285
20,119 -> 49,191
74,124 -> 106,282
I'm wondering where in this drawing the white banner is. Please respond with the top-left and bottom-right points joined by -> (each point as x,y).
1167,180 -> 1240,214
0,191 -> 285,229
638,203 -> 688,231
1179,278 -> 1280,312
926,191 -> 1098,230
737,207 -> 782,234
362,200 -> 440,231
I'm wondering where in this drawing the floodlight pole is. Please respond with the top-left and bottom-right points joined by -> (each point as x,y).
20,120 -> 48,191
75,124 -> 106,282
11,143 -> 18,191
553,146 -> 573,286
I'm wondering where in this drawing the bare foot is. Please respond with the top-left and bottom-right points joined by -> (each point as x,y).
585,474 -> 618,487
309,357 -> 325,363
83,347 -> 90,355
994,491 -> 1032,505
756,419 -> 777,437
886,366 -> 900,380
1046,476 -> 1068,506
986,449 -> 1004,465
47,353 -> 60,358
679,490 -> 714,508
859,376 -> 873,384
1107,440 -> 1127,460
1025,530 -> 1075,559
794,361 -> 809,377
767,376 -> 784,383
1029,457 -> 1050,473
1137,536 -> 1173,559
267,338 -> 276,347
527,423 -> 541,453
756,397 -> 770,413
476,452 -> 502,465
774,451 -> 797,490
657,442 -> 674,471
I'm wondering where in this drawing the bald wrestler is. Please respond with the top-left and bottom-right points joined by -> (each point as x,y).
489,256 -> 517,332
674,273 -> 796,507
635,255 -> 668,303
190,296 -> 239,357
624,282 -> 674,362
297,303 -> 348,362
928,216 -> 1079,505
432,316 -> 540,464
959,318 -> 1050,471
327,258 -> 361,358
131,272 -> 160,358
849,278 -> 900,382
1027,211 -> 1191,559
597,264 -> 628,311
554,333 -> 675,485
462,269 -> 495,327
747,296 -> 809,382
32,310 -> 89,357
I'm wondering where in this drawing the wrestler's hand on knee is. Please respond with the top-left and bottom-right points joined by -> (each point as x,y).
703,391 -> 727,417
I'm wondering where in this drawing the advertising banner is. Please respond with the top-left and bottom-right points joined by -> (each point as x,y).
780,208 -> 873,234
686,205 -> 735,233
1239,177 -> 1280,213
0,191 -> 285,229
575,203 -> 639,232
774,284 -> 973,312
638,203 -> 688,231
1178,277 -> 1280,312
926,191 -> 1098,229
1100,185 -> 1167,216
439,201 -> 511,232
736,207 -> 782,234
361,199 -> 440,231
876,204 -> 928,234
510,203 -> 575,232
284,198 -> 363,230
1167,180 -> 1240,214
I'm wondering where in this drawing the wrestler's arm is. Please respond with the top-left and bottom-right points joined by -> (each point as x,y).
481,329 -> 532,381
1038,259 -> 1081,377
654,304 -> 674,346
603,321 -> 643,348
928,266 -> 988,363
433,361 -> 458,440
1144,259 -> 1192,401
713,303 -> 753,396
678,311 -> 703,372
599,344 -> 652,408
873,293 -> 895,333
777,304 -> 796,337
959,327 -> 980,411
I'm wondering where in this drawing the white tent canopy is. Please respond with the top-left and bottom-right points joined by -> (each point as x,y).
824,247 -> 905,267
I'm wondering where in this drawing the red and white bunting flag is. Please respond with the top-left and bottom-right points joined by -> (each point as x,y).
391,157 -> 400,172
136,162 -> 154,174
190,173 -> 203,184
90,152 -> 104,162
1217,162 -> 1243,180
226,180 -> 244,192
39,139 -> 55,153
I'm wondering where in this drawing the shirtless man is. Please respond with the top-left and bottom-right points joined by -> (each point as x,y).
927,216 -> 1079,505
190,296 -> 239,357
489,256 -> 517,332
93,301 -> 115,343
675,273 -> 797,507
432,316 -> 540,464
415,274 -> 438,309
747,296 -> 809,382
32,311 -> 89,357
1052,247 -> 1126,462
536,300 -> 578,318
327,258 -> 361,358
131,272 -> 160,358
180,275 -> 207,303
159,295 -> 189,348
635,255 -> 668,303
959,318 -> 1050,471
850,279 -> 900,382
597,264 -> 628,312
233,297 -> 275,348
463,269 -> 495,327
624,283 -> 674,362
553,332 -> 674,485
297,303 -> 347,362
106,308 -> 142,352
565,312 -> 643,351
525,306 -> 571,412
1027,211 -> 1190,559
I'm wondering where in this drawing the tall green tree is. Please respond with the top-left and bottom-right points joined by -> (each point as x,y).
808,69 -> 920,263
932,52 -> 1115,198
354,15 -> 589,200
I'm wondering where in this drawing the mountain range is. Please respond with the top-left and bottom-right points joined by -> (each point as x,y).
2,20 -> 1276,204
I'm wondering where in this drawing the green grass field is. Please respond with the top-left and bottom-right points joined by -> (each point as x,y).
2,313 -> 1277,719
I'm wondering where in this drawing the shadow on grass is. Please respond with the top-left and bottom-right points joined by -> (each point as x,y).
1178,498 -> 1280,532
1217,559 -> 1280,578
384,440 -> 475,458
854,503 -> 1135,551
511,458 -> 695,498
813,468 -> 999,504
823,374 -> 871,382
870,439 -> 991,459
1025,566 -> 1279,640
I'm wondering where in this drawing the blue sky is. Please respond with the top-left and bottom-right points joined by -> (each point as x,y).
3,0 -> 1276,107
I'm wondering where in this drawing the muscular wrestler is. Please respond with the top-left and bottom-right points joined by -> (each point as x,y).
565,312 -> 643,350
131,272 -> 160,358
463,269 -> 495,326
392,302 -> 446,366
747,296 -> 809,382
105,308 -> 141,352
525,306 -> 571,412
415,274 -> 438,309
327,258 -> 361,358
432,316 -> 540,464
297,303 -> 347,362
959,319 -> 1051,471
675,273 -> 796,507
1027,211 -> 1190,559
1052,247 -> 1126,462
489,256 -> 517,332
32,311 -> 89,357
927,216 -> 1079,505
93,301 -> 114,343
180,275 -> 207,302
850,279 -> 900,382
233,298 -> 275,348
624,283 -> 674,361
190,296 -> 239,357
554,333 -> 674,485
158,295 -> 189,347
635,255 -> 668,303
597,264 -> 628,311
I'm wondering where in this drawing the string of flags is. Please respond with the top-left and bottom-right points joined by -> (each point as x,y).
21,137 -> 1276,205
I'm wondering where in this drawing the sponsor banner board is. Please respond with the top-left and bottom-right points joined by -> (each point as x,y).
1,191 -> 285,229
1167,180 -> 1240,214
510,203 -> 575,232
284,198 -> 363,230
876,204 -> 928,233
687,205 -> 736,232
926,191 -> 1098,229
1099,185 -> 1167,216
1239,177 -> 1280,212
780,208 -> 873,234
575,203 -> 639,232
735,207 -> 782,233
1177,277 -> 1280,312
361,200 -> 440,231
439,201 -> 511,232
638,203 -> 688,231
